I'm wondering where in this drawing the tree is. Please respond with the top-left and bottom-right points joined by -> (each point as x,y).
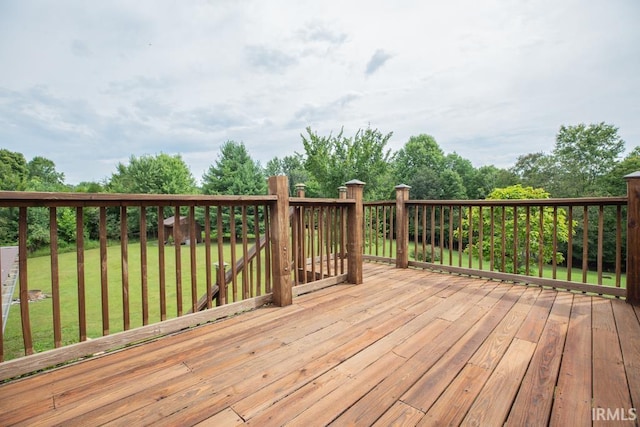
471,165 -> 518,199
0,149 -> 29,191
461,185 -> 573,274
27,156 -> 66,190
109,153 -> 196,195
301,126 -> 393,199
601,146 -> 640,196
393,134 -> 445,184
265,153 -> 314,196
443,153 -> 475,199
108,153 -> 197,239
552,122 -> 625,197
202,141 -> 266,196
202,141 -> 266,238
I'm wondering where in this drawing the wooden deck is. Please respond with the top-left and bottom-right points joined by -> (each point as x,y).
1,263 -> 639,426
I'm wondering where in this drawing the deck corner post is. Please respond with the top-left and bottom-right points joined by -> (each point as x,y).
395,184 -> 411,269
625,171 -> 640,305
346,179 -> 365,284
268,175 -> 293,306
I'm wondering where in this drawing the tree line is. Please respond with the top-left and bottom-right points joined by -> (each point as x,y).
1,122 -> 638,262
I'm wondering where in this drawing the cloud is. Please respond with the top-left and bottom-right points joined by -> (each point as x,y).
245,45 -> 298,74
289,93 -> 362,128
365,49 -> 393,75
70,40 -> 91,57
298,23 -> 347,45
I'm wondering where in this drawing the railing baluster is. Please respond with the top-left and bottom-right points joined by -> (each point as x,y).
174,206 -> 183,316
264,206 -> 272,294
204,206 -> 213,308
597,205 -> 604,285
157,206 -> 167,320
616,205 -> 622,288
567,206 -> 573,282
468,206 -> 473,269
99,207 -> 109,336
582,206 -> 589,283
189,206 -> 198,312
76,207 -> 87,341
230,207 -> 237,303
241,206 -> 249,300
140,207 -> 149,325
538,206 -> 544,278
513,206 -> 518,273
552,206 -> 558,279
478,206 -> 483,270
120,206 -> 130,331
524,206 -> 531,276
318,206 -> 324,279
49,208 -> 62,348
254,205 -> 262,296
217,206 -> 226,305
18,207 -> 33,355
325,206 -> 331,277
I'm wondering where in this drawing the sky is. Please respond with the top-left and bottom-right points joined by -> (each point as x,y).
1,0 -> 639,185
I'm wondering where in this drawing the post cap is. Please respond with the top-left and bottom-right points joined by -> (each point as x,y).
344,179 -> 366,186
395,184 -> 411,190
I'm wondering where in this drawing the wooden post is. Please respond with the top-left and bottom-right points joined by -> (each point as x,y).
338,186 -> 347,199
346,179 -> 365,284
269,175 -> 292,306
395,184 -> 411,268
625,171 -> 640,305
295,183 -> 306,198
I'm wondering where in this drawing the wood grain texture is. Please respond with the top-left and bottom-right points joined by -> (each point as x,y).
0,264 -> 638,426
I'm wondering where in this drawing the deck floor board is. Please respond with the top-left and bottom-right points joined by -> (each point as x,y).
1,264 -> 639,426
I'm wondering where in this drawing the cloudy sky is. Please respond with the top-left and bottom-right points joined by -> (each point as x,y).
1,0 -> 639,185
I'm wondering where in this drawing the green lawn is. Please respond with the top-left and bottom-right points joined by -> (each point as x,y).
3,240 -> 269,360
4,238 -> 625,361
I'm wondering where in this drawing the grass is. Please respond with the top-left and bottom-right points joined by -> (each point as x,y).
3,240 -> 269,361
406,243 -> 626,288
4,238 -> 626,361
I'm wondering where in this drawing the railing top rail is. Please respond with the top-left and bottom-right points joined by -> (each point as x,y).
0,191 -> 277,207
363,200 -> 395,206
290,197 -> 355,206
405,196 -> 628,207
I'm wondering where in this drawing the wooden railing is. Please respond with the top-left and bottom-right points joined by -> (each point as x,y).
364,173 -> 640,303
0,176 -> 364,378
2,171 -> 639,378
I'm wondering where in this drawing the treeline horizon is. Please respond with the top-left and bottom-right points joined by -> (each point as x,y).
1,122 -> 639,201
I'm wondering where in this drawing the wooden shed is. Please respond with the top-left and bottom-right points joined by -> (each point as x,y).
163,216 -> 202,245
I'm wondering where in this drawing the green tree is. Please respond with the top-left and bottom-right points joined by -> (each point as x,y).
444,153 -> 475,199
109,153 -> 196,195
27,156 -> 66,190
0,149 -> 29,190
265,153 -> 314,196
108,153 -> 197,239
461,185 -> 573,274
601,146 -> 640,196
301,126 -> 393,199
551,122 -> 625,197
471,165 -> 518,199
393,134 -> 444,184
202,141 -> 266,238
202,141 -> 266,196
